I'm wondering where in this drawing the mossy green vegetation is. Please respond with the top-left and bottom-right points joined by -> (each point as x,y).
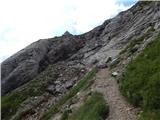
139,110 -> 160,120
60,110 -> 70,120
120,33 -> 160,119
1,91 -> 26,120
40,67 -> 97,120
1,65 -> 57,120
66,92 -> 108,120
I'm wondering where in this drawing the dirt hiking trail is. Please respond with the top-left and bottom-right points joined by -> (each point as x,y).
91,68 -> 138,120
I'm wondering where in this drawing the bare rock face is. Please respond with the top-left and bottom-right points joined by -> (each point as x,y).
1,40 -> 51,95
1,35 -> 85,95
1,1 -> 160,95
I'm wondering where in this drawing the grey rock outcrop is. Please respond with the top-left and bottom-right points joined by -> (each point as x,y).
1,35 -> 85,95
1,40 -> 51,95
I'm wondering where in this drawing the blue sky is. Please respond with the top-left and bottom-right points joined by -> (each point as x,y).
117,0 -> 137,6
0,0 -> 138,62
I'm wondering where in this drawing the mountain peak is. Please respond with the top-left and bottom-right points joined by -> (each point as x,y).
63,31 -> 72,36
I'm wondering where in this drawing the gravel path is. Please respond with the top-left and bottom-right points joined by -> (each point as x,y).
91,68 -> 138,120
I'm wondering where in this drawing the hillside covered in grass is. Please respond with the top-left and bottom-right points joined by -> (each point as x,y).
120,33 -> 160,119
61,92 -> 108,120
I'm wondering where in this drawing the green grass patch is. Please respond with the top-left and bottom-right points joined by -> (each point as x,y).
68,92 -> 109,120
1,65 -> 57,120
40,67 -> 97,120
60,110 -> 70,120
120,33 -> 160,119
139,110 -> 160,120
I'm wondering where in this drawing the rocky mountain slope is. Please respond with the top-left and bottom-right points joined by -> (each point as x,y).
1,1 -> 160,120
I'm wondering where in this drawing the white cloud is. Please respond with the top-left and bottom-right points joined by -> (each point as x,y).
0,0 -> 136,62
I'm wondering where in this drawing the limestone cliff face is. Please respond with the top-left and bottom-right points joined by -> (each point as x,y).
1,1 -> 160,95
